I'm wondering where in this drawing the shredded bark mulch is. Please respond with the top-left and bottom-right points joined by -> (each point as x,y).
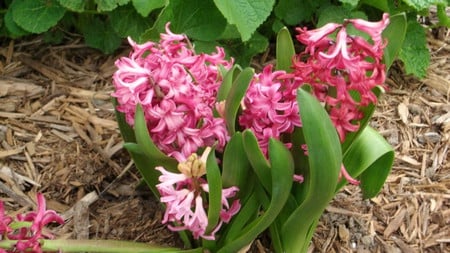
0,29 -> 448,252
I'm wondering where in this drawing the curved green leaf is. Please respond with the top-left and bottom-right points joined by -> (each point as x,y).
218,139 -> 294,253
382,13 -> 407,70
205,148 -> 222,236
224,67 -> 254,135
340,126 -> 394,198
134,104 -> 178,171
12,0 -> 66,34
281,88 -> 341,252
113,98 -> 136,143
242,130 -> 271,192
217,65 -> 241,102
221,132 -> 251,190
276,27 -> 295,72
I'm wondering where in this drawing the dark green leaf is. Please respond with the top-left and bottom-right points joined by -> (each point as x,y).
112,98 -> 136,143
12,0 -> 66,34
80,16 -> 122,54
224,67 -> 254,135
213,0 -> 275,41
341,126 -> 394,198
205,148 -> 223,236
402,0 -> 446,11
233,32 -> 269,67
281,89 -> 341,252
274,0 -> 315,25
242,130 -> 271,192
221,132 -> 251,189
95,0 -> 130,12
360,0 -> 389,12
216,65 -> 240,102
339,0 -> 360,8
57,0 -> 86,12
132,0 -> 166,17
4,4 -> 30,38
382,13 -> 407,70
109,4 -> 152,39
218,139 -> 294,253
276,27 -> 295,72
140,0 -> 227,42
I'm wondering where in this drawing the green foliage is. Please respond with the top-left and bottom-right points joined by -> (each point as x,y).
0,0 -> 446,74
398,19 -> 430,78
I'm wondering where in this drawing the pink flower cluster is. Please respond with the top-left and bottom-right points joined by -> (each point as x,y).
293,14 -> 390,141
239,65 -> 302,154
156,151 -> 240,240
0,193 -> 64,253
112,24 -> 233,161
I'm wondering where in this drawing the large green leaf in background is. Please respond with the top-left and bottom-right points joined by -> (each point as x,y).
12,0 -> 66,33
132,0 -> 166,17
382,13 -> 407,70
109,4 -> 153,39
281,88 -> 341,253
140,0 -> 227,42
213,0 -> 275,41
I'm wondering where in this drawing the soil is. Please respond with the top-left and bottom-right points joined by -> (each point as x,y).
0,29 -> 448,252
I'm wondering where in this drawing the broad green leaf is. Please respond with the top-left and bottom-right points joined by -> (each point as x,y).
95,0 -> 130,12
339,0 -> 360,8
398,19 -> 430,78
80,16 -> 122,54
205,147 -> 223,236
437,4 -> 450,27
213,0 -> 275,41
382,13 -> 407,70
274,0 -> 316,25
317,6 -> 368,38
140,0 -> 227,42
57,0 -> 86,12
218,139 -> 294,253
242,130 -> 272,192
341,126 -> 394,198
134,104 -> 178,172
224,67 -> 254,135
276,27 -> 295,72
281,89 -> 341,252
402,0 -> 446,11
4,4 -> 30,38
109,4 -> 152,39
231,32 -> 269,67
360,0 -> 389,12
221,132 -> 251,189
132,0 -> 166,17
12,0 -> 66,34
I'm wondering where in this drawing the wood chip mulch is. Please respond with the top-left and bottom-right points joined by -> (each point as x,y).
0,30 -> 448,252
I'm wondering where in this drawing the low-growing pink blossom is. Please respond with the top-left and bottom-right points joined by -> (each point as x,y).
112,23 -> 233,160
156,150 -> 240,240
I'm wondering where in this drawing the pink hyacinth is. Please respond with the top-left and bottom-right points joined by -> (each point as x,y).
0,193 -> 64,253
293,14 -> 389,142
239,65 -> 302,154
156,149 -> 240,240
112,23 -> 233,161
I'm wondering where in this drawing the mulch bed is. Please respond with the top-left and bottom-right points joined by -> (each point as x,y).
0,29 -> 448,252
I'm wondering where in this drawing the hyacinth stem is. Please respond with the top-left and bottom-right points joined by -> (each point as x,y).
0,239 -> 202,253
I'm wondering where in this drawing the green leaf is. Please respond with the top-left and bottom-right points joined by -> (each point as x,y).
242,130 -> 272,192
218,139 -> 294,253
109,4 -> 153,39
4,4 -> 30,38
205,148 -> 223,236
80,16 -> 122,54
398,19 -> 430,78
95,0 -> 130,12
112,98 -> 136,143
402,0 -> 446,11
232,32 -> 269,67
57,0 -> 86,12
339,0 -> 360,8
276,27 -> 295,72
213,0 -> 275,41
274,0 -> 316,25
134,104 -> 178,171
12,0 -> 66,34
360,0 -> 389,12
382,13 -> 407,70
221,132 -> 251,189
341,126 -> 394,198
132,0 -> 166,17
281,89 -> 341,252
224,67 -> 254,135
216,65 -> 240,102
437,4 -> 450,27
140,0 -> 227,42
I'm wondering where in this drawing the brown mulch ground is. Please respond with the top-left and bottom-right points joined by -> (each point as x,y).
0,29 -> 449,252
